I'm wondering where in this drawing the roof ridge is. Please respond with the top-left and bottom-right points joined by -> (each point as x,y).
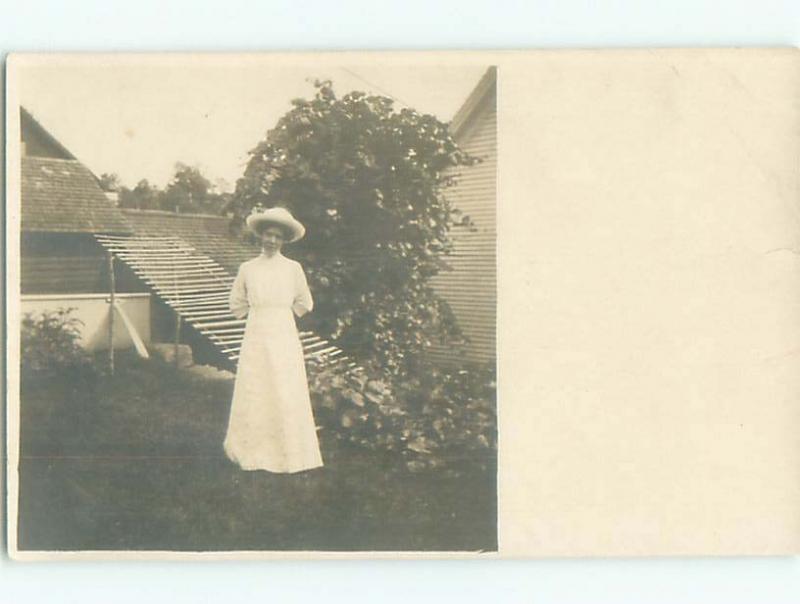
20,107 -> 77,160
122,208 -> 229,220
450,66 -> 497,138
22,156 -> 83,164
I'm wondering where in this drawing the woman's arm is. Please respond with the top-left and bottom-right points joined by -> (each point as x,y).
292,263 -> 314,318
229,264 -> 249,319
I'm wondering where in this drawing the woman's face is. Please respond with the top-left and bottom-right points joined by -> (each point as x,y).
260,225 -> 286,255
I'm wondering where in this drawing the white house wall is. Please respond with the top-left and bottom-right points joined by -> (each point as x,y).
429,90 -> 497,365
21,293 -> 151,352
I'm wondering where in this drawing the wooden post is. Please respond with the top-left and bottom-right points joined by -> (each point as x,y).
174,313 -> 182,369
173,250 -> 181,368
107,251 -> 116,375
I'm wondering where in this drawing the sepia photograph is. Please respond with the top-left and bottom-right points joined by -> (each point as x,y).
7,56 -> 497,554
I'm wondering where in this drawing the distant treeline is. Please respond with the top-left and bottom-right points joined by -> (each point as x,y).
99,163 -> 231,215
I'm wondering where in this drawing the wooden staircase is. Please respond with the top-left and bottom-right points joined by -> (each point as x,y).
95,234 -> 356,371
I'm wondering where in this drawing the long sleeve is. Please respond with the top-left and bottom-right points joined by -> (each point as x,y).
229,264 -> 249,319
292,263 -> 314,317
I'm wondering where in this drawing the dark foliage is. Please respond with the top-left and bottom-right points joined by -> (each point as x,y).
20,308 -> 98,392
308,359 -> 496,473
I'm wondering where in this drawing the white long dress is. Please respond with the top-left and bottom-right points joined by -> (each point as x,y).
223,252 -> 324,473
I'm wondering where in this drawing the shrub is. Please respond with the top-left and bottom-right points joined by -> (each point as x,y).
309,359 -> 496,473
20,308 -> 98,390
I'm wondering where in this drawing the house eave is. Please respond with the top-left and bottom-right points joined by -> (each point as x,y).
449,66 -> 497,139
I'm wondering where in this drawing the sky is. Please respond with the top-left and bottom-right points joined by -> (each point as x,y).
19,58 -> 487,191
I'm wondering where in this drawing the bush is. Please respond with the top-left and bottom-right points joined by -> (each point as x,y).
20,308 -> 98,391
309,359 -> 496,473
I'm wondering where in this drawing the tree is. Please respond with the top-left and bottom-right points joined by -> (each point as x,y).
230,80 -> 477,377
118,178 -> 160,210
160,163 -> 210,213
161,163 -> 230,214
98,172 -> 121,192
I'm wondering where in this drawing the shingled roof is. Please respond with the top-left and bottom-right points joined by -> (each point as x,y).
122,209 -> 259,274
21,156 -> 133,234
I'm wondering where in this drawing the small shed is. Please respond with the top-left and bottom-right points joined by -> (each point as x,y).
19,107 -> 151,352
429,67 -> 497,365
20,107 -> 134,294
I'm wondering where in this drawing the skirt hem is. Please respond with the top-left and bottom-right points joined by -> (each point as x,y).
224,442 -> 324,474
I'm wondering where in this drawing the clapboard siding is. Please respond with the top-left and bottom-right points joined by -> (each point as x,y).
428,76 -> 497,366
19,232 -> 146,295
21,255 -> 107,294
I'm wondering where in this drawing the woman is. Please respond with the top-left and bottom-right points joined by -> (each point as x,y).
223,206 -> 324,473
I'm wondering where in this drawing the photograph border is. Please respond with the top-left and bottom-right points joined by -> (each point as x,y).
5,51 -> 501,561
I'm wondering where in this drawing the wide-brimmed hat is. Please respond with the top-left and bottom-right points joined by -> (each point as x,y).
245,207 -> 306,242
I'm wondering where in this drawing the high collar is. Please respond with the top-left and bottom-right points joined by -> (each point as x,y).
259,250 -> 283,260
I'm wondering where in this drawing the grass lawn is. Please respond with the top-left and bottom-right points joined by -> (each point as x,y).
17,354 -> 497,552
